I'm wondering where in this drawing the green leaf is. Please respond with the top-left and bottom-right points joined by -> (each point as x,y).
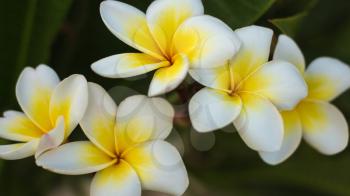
189,132 -> 350,195
270,0 -> 318,17
270,12 -> 308,37
269,0 -> 318,37
0,0 -> 72,110
204,0 -> 276,29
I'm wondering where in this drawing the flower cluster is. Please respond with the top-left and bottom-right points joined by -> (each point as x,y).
1,0 -> 350,195
0,65 -> 188,196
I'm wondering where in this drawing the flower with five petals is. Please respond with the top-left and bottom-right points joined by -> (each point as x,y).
0,64 -> 88,160
37,83 -> 188,196
92,0 -> 240,96
259,35 -> 350,165
189,26 -> 308,152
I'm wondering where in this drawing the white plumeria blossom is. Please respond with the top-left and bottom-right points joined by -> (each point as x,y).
36,83 -> 188,196
91,0 -> 241,96
189,26 -> 308,152
259,35 -> 350,165
0,64 -> 88,160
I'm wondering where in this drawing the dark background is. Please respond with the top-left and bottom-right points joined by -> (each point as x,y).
1,0 -> 350,195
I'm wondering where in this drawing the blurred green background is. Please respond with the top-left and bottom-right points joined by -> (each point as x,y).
1,0 -> 350,195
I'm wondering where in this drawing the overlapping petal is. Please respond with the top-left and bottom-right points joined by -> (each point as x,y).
36,141 -> 115,175
259,111 -> 302,165
297,100 -> 348,155
240,60 -> 308,110
115,95 -> 174,153
230,26 -> 273,83
0,139 -> 39,160
80,83 -> 117,157
189,63 -> 231,91
100,1 -> 164,60
173,15 -> 241,69
35,117 -> 65,158
0,111 -> 43,142
91,53 -> 169,78
273,35 -> 305,73
123,140 -> 188,196
189,88 -> 242,132
234,93 -> 283,152
49,74 -> 88,136
146,0 -> 204,55
148,54 -> 189,96
91,161 -> 141,196
16,65 -> 60,131
305,57 -> 350,101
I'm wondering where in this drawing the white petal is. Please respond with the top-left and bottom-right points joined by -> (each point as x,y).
239,60 -> 308,110
80,83 -> 117,157
259,111 -> 302,165
16,65 -> 60,131
0,111 -> 43,142
297,100 -> 349,155
0,139 -> 39,160
173,15 -> 241,69
234,93 -> 283,152
100,1 -> 163,60
305,57 -> 350,101
273,35 -> 305,73
91,53 -> 169,78
148,54 -> 189,96
189,88 -> 242,132
146,0 -> 204,54
49,74 -> 88,135
230,25 -> 273,84
36,141 -> 115,175
35,117 -> 65,158
123,140 -> 188,196
189,63 -> 231,91
116,95 -> 174,153
91,161 -> 141,196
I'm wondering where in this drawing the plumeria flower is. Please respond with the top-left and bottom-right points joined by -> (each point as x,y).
92,0 -> 241,96
37,83 -> 188,196
259,35 -> 350,165
0,65 -> 88,160
189,26 -> 308,152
